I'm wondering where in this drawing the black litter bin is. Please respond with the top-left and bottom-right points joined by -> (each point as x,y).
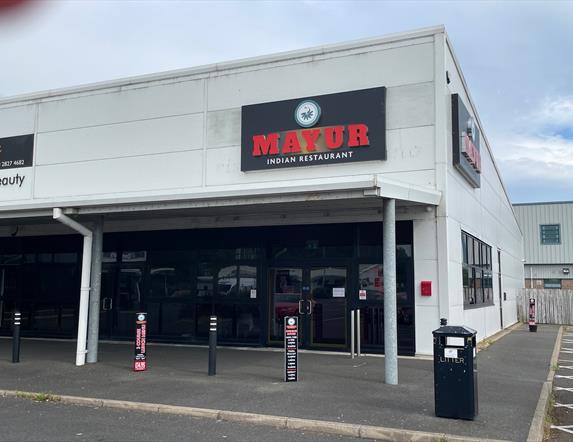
433,322 -> 478,420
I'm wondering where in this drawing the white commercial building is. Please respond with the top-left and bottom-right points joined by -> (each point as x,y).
0,25 -> 522,360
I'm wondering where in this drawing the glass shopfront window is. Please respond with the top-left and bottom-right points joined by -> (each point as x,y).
0,222 -> 415,355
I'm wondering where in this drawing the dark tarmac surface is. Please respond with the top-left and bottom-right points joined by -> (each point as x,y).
0,396 -> 366,441
0,324 -> 558,441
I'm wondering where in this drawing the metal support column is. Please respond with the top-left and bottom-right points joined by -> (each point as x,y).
383,198 -> 398,385
350,310 -> 355,359
87,217 -> 104,363
357,308 -> 361,357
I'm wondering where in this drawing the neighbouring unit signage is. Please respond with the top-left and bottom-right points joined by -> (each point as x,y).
452,94 -> 481,188
241,87 -> 386,171
134,312 -> 147,372
0,134 -> 34,193
0,134 -> 33,171
284,316 -> 298,382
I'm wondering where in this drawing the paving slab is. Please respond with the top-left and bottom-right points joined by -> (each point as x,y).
0,324 -> 558,441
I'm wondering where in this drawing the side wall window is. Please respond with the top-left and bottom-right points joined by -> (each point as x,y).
462,231 -> 493,308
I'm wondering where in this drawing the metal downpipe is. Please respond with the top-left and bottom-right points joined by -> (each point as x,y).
53,208 -> 92,366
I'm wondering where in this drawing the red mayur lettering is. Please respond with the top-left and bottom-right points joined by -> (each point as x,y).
462,134 -> 481,172
252,124 -> 369,157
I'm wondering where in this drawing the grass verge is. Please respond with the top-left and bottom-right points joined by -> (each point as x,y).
15,391 -> 61,402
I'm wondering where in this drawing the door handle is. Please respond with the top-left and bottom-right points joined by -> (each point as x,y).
298,300 -> 304,315
102,298 -> 113,311
307,301 -> 313,315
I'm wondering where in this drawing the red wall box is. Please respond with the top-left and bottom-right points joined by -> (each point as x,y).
421,280 -> 432,296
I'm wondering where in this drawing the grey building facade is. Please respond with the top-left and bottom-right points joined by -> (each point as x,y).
514,202 -> 573,289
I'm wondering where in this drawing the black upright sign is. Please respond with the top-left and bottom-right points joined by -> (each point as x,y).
134,312 -> 147,372
0,134 -> 34,170
452,94 -> 481,188
284,316 -> 298,382
241,87 -> 386,171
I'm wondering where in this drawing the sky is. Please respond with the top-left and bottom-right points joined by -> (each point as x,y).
0,0 -> 571,204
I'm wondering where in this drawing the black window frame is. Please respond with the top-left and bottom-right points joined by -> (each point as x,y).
462,231 -> 493,308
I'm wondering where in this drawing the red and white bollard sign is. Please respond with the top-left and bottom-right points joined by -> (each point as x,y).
528,298 -> 537,333
134,312 -> 147,371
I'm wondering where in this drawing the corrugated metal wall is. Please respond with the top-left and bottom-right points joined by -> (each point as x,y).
514,202 -> 573,264
525,264 -> 573,279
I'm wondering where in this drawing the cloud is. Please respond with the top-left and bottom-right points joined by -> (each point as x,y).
524,96 -> 573,134
0,1 -> 571,203
502,135 -> 573,169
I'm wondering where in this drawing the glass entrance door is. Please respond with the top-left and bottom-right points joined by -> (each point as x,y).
268,268 -> 303,344
309,267 -> 347,348
100,265 -> 144,339
268,266 -> 348,349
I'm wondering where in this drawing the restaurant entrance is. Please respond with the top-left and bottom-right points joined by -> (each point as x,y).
268,265 -> 349,350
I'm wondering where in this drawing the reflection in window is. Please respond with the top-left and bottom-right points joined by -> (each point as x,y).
196,263 -> 213,297
217,266 -> 237,296
150,265 -> 192,299
310,267 -> 346,299
217,265 -> 257,299
238,266 -> 256,297
359,264 -> 384,301
0,254 -> 23,265
121,251 -> 147,262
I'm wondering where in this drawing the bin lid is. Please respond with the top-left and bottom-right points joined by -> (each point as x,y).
432,324 -> 477,336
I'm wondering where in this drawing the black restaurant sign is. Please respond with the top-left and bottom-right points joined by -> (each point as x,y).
452,94 -> 481,188
241,87 -> 386,171
284,316 -> 298,382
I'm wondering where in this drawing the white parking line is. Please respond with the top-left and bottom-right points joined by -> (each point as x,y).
551,425 -> 573,435
555,387 -> 573,393
555,403 -> 573,410
556,375 -> 573,380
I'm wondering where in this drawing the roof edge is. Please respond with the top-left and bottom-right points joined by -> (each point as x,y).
513,201 -> 573,206
0,25 -> 445,107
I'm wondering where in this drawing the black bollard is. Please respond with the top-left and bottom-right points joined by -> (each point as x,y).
12,311 -> 21,363
208,316 -> 217,376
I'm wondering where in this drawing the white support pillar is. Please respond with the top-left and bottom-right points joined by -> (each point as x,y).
53,208 -> 92,367
87,217 -> 104,363
383,198 -> 398,385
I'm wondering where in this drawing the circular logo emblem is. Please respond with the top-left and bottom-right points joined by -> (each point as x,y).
287,318 -> 296,326
294,100 -> 321,127
466,116 -> 476,140
137,314 -> 145,321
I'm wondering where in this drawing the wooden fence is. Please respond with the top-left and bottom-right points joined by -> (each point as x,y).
517,289 -> 573,325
